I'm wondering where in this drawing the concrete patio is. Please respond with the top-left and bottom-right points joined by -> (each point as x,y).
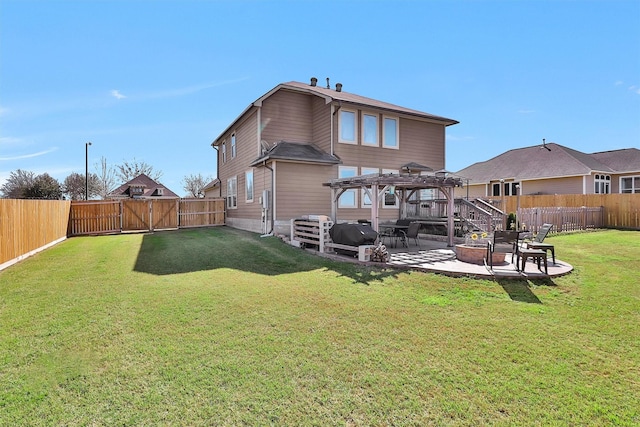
382,238 -> 573,278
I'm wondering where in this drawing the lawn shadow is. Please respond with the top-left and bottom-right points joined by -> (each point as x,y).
496,278 -> 544,304
132,227 -> 403,284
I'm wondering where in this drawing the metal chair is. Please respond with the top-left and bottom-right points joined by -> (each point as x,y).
398,222 -> 421,249
525,223 -> 555,264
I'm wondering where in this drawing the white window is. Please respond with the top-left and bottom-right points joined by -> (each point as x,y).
338,166 -> 357,208
221,141 -> 227,163
361,167 -> 378,207
382,116 -> 399,149
339,109 -> 357,144
503,182 -> 520,196
245,170 -> 254,202
620,176 -> 640,193
362,113 -> 378,146
231,133 -> 237,158
382,169 -> 399,208
226,176 -> 237,209
595,174 -> 611,194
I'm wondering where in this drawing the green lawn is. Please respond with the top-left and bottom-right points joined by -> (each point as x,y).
1,227 -> 638,426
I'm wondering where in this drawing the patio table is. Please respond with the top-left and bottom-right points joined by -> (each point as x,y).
379,224 -> 409,248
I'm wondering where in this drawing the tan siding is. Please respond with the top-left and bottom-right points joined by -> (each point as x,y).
334,111 -> 445,172
261,90 -> 313,144
523,177 -> 584,195
311,97 -> 331,153
219,110 -> 258,220
274,162 -> 335,220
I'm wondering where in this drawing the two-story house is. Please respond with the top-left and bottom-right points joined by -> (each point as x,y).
211,79 -> 458,236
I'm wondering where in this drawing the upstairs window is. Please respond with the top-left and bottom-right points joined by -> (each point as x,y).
339,110 -> 357,144
231,133 -> 237,158
362,113 -> 378,146
620,176 -> 639,193
221,141 -> 227,163
382,116 -> 398,149
595,174 -> 611,194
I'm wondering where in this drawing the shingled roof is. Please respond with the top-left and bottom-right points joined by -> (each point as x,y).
250,141 -> 341,167
108,173 -> 179,199
455,144 -> 640,184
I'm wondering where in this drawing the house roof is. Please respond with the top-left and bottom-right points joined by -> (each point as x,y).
250,141 -> 341,167
212,80 -> 458,146
590,148 -> 640,173
202,178 -> 220,191
455,143 -> 640,184
108,173 -> 179,199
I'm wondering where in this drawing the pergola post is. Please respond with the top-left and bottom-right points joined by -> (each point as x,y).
446,186 -> 455,247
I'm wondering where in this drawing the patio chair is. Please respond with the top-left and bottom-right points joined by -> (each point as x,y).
524,223 -> 555,264
515,235 -> 548,274
485,230 -> 519,272
398,222 -> 421,249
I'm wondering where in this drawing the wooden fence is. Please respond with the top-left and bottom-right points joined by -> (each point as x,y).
68,198 -> 225,236
1,199 -> 71,269
483,194 -> 640,230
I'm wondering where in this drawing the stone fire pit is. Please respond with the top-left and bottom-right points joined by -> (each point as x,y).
455,244 -> 506,266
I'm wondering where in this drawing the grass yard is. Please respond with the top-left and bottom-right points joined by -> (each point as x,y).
1,227 -> 639,426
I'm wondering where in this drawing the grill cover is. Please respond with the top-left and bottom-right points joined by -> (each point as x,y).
329,223 -> 378,249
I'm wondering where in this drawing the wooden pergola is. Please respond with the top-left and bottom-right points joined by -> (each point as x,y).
323,173 -> 464,247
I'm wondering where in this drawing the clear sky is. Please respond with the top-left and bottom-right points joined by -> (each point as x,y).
1,0 -> 639,196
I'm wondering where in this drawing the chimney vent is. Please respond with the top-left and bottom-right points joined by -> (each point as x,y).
326,77 -> 330,89
335,83 -> 342,92
310,77 -> 317,87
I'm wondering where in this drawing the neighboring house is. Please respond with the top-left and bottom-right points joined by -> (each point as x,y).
211,78 -> 458,235
455,143 -> 640,197
108,173 -> 179,199
202,178 -> 221,198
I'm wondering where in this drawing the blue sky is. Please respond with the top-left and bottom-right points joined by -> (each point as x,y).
1,0 -> 639,196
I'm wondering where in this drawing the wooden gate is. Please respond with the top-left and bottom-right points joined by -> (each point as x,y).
122,200 -> 151,231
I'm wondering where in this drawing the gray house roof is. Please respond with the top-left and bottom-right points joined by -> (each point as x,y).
250,141 -> 341,167
455,144 -> 640,184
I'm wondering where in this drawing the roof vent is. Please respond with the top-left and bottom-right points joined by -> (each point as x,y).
335,83 -> 342,92
310,77 -> 317,87
326,77 -> 330,89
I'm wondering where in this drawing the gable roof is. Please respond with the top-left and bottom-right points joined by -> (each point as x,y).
108,173 -> 179,199
455,144 -> 640,184
212,80 -> 458,146
250,141 -> 341,167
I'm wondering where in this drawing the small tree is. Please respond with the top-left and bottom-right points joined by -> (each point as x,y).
23,173 -> 62,199
0,169 -> 36,198
182,173 -> 212,198
115,158 -> 162,183
63,172 -> 100,200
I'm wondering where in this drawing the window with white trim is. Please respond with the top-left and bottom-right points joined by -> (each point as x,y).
382,116 -> 398,149
620,176 -> 640,193
362,113 -> 378,146
339,110 -> 357,144
361,167 -> 378,207
221,141 -> 227,163
382,168 -> 399,208
245,170 -> 254,202
231,133 -> 237,158
503,182 -> 520,196
594,174 -> 611,194
338,166 -> 357,208
226,176 -> 237,209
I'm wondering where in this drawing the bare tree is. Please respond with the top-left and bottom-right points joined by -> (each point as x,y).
182,173 -> 212,198
115,158 -> 162,182
63,172 -> 100,200
94,156 -> 117,199
0,169 -> 36,198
